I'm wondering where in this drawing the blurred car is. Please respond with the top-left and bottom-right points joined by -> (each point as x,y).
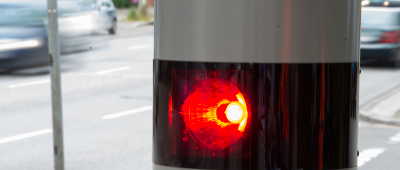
92,0 -> 117,35
59,0 -> 117,36
360,7 -> 400,67
0,0 -> 49,70
363,0 -> 400,7
0,0 -> 117,71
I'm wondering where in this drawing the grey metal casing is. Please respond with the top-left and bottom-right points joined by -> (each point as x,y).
155,0 -> 361,63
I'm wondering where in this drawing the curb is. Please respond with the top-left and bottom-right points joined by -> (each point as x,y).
132,20 -> 154,28
360,85 -> 400,126
360,111 -> 400,126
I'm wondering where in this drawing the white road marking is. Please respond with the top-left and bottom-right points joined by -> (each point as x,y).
0,129 -> 52,144
96,66 -> 131,75
128,45 -> 151,50
388,132 -> 400,144
103,106 -> 152,119
358,148 -> 385,167
8,79 -> 50,88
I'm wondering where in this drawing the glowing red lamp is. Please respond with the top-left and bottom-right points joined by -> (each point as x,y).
181,77 -> 249,150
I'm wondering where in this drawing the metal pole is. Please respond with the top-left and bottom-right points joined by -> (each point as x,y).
47,0 -> 65,170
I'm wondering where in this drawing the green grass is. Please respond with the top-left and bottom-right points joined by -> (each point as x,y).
126,5 -> 153,22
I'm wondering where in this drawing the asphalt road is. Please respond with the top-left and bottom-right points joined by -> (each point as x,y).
1,28 -> 400,169
0,30 -> 153,170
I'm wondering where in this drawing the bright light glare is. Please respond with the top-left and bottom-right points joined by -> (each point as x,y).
226,102 -> 244,124
0,40 -> 40,52
362,0 -> 370,5
384,1 -> 389,6
0,39 -> 18,44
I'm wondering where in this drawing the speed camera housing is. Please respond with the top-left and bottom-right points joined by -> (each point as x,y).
153,0 -> 361,170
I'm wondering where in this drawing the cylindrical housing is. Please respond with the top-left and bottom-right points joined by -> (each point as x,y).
153,0 -> 361,170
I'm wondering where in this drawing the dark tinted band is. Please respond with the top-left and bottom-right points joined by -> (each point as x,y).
153,60 -> 359,170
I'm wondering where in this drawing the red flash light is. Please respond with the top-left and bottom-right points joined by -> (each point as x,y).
226,101 -> 245,124
181,77 -> 249,150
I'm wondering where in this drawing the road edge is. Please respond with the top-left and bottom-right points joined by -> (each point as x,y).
131,21 -> 154,28
360,85 -> 400,126
360,111 -> 400,126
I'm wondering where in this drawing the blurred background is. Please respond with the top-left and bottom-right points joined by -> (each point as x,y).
1,0 -> 400,170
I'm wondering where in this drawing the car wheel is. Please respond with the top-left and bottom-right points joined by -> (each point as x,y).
108,19 -> 116,35
393,59 -> 400,68
392,49 -> 400,68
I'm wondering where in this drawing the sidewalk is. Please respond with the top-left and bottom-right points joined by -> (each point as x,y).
361,86 -> 400,126
116,8 -> 154,26
115,9 -> 154,38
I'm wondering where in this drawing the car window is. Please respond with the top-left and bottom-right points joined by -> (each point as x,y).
0,5 -> 46,26
103,3 -> 110,7
59,1 -> 96,13
101,0 -> 111,8
0,0 -> 97,26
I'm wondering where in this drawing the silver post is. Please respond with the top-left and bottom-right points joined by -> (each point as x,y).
47,0 -> 65,170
